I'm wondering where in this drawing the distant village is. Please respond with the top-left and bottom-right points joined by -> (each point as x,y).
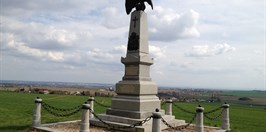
0,81 -> 223,103
0,82 -> 116,97
158,88 -> 222,103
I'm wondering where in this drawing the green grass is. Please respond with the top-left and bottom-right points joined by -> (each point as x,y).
163,102 -> 266,132
222,90 -> 266,98
0,92 -> 110,132
0,91 -> 266,132
229,104 -> 266,132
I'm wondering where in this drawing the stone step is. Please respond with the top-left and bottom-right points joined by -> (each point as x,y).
94,114 -> 150,124
90,118 -> 137,132
90,114 -> 187,132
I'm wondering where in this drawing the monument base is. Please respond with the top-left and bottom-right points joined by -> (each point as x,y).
90,112 -> 186,132
107,94 -> 161,119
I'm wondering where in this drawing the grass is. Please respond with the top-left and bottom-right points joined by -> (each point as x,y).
163,102 -> 266,132
229,104 -> 266,132
222,90 -> 266,98
0,91 -> 109,132
0,91 -> 265,132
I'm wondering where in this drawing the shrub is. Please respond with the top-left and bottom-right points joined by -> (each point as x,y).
238,97 -> 252,101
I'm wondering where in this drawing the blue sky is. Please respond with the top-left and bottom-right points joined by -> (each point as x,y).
0,0 -> 265,90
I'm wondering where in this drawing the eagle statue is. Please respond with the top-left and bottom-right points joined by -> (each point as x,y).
125,0 -> 153,15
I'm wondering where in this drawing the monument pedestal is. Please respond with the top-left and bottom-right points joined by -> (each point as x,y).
90,10 -> 186,131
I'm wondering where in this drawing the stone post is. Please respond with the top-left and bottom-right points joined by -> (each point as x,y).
80,103 -> 91,132
221,103 -> 230,131
32,97 -> 42,127
152,109 -> 162,132
165,99 -> 172,115
195,105 -> 204,132
88,97 -> 94,118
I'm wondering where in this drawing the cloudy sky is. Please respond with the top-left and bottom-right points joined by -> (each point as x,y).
0,0 -> 265,90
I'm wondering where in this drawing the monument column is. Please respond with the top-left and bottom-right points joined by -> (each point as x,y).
106,10 -> 161,119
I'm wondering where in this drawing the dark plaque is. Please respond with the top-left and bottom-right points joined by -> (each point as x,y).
127,32 -> 139,51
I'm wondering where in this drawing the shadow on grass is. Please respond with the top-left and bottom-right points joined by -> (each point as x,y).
0,125 -> 30,131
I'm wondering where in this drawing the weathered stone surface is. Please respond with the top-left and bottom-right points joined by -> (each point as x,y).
106,94 -> 160,119
128,11 -> 149,54
116,81 -> 158,95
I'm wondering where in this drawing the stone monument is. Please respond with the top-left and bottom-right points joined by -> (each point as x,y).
106,8 -> 160,121
90,1 -> 186,131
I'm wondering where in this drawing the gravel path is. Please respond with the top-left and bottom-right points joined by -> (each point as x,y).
47,122 -> 217,132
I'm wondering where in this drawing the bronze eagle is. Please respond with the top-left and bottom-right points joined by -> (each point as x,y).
125,0 -> 153,15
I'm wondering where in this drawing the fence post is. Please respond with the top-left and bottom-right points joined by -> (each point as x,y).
88,96 -> 94,118
32,97 -> 42,127
152,109 -> 162,132
80,102 -> 90,132
165,99 -> 172,115
221,103 -> 230,131
195,105 -> 204,132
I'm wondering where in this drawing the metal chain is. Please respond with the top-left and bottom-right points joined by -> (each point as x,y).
204,108 -> 224,121
42,102 -> 82,112
172,103 -> 196,115
88,107 -> 152,130
94,100 -> 111,108
42,103 -> 82,117
123,115 -> 152,129
204,106 -> 223,114
161,113 -> 197,131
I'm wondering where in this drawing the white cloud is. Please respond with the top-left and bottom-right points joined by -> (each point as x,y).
7,37 -> 64,62
185,43 -> 236,58
254,66 -> 265,76
111,45 -> 127,54
149,45 -> 165,59
149,7 -> 200,41
68,46 -> 125,66
1,0 -> 108,17
101,7 -> 127,29
254,50 -> 263,55
46,27 -> 77,44
87,48 -> 114,60
1,17 -> 83,51
180,62 -> 194,69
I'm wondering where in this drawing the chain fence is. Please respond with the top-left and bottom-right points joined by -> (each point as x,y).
88,107 -> 152,130
40,98 -> 226,131
172,102 -> 196,115
163,101 -> 227,129
204,106 -> 223,114
41,97 -> 111,118
203,107 -> 224,121
42,101 -> 82,117
94,99 -> 111,108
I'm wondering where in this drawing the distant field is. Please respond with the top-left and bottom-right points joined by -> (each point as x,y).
222,90 -> 266,98
0,91 -> 265,132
